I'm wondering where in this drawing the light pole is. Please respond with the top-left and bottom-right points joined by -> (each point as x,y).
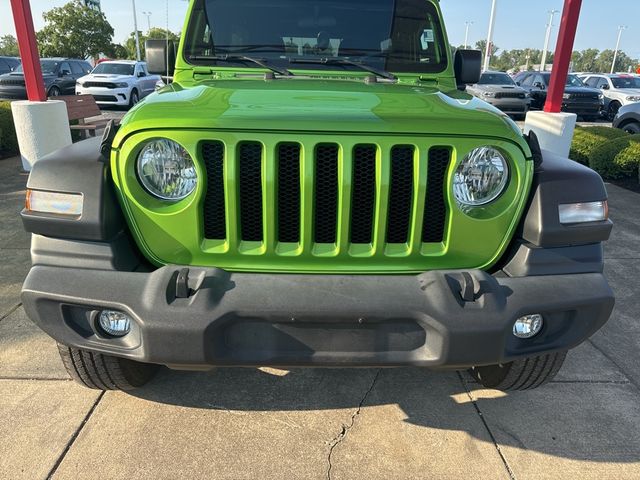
464,21 -> 474,49
483,0 -> 497,71
143,11 -> 152,32
540,9 -> 559,72
131,0 -> 141,61
611,25 -> 628,74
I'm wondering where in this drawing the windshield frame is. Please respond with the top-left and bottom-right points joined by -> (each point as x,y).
611,76 -> 640,89
91,63 -> 136,76
478,72 -> 515,86
15,60 -> 60,75
182,0 -> 450,76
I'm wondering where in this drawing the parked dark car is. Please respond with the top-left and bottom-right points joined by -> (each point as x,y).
0,56 -> 20,75
0,58 -> 92,100
513,71 -> 603,120
612,102 -> 640,134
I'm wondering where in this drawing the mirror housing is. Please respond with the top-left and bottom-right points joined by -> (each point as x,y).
601,84 -> 610,90
533,81 -> 545,90
146,39 -> 177,77
454,49 -> 482,90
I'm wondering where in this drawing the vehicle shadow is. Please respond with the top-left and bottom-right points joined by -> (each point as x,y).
130,364 -> 640,464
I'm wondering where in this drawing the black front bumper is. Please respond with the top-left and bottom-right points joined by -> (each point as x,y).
21,265 -> 614,369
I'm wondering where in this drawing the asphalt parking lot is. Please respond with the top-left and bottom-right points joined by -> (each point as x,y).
1,114 -> 639,479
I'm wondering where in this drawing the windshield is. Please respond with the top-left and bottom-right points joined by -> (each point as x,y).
185,0 -> 448,74
563,74 -> 584,87
611,76 -> 640,89
478,72 -> 514,86
92,63 -> 135,76
15,60 -> 59,75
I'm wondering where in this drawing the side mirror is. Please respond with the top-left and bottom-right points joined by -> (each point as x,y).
60,70 -> 71,77
533,81 -> 545,90
601,84 -> 610,90
137,71 -> 146,78
454,49 -> 482,90
146,39 -> 177,77
515,81 -> 521,86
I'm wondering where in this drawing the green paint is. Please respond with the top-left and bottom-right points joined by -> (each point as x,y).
110,0 -> 533,274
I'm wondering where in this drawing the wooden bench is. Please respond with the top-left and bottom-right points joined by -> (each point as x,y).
55,95 -> 112,139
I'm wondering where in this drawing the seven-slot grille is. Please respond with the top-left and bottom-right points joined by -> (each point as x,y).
569,92 -> 599,100
494,92 -> 526,99
83,81 -> 118,89
201,141 -> 451,252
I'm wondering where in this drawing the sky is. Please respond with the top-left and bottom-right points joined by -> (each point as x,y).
1,0 -> 640,59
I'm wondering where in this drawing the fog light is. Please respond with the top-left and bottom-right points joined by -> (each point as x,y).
513,314 -> 543,339
559,201 -> 608,224
98,310 -> 132,337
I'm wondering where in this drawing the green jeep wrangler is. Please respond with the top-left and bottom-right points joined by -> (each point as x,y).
21,0 -> 614,392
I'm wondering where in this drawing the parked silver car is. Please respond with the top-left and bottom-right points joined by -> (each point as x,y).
580,73 -> 640,120
466,71 -> 531,119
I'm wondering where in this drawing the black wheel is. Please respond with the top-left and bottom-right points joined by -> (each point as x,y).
48,86 -> 61,98
57,343 -> 159,391
622,122 -> 640,134
469,351 -> 567,391
129,88 -> 139,108
608,101 -> 622,121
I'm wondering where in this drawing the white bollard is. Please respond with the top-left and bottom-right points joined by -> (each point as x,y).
523,111 -> 577,159
11,100 -> 72,172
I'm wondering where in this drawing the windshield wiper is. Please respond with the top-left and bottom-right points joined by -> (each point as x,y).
188,54 -> 293,77
289,57 -> 396,80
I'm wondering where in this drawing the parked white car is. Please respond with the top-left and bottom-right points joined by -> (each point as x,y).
579,73 -> 640,120
76,60 -> 163,108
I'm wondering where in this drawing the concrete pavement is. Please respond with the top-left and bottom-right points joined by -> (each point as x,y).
1,153 -> 640,480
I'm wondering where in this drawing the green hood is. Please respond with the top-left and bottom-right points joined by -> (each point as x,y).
114,79 -> 529,151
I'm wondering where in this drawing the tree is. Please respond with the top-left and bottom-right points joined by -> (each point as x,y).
0,35 -> 19,56
475,40 -> 500,68
124,28 -> 180,60
37,0 -> 114,58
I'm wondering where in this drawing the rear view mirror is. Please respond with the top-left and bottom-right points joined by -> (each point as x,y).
146,39 -> 177,77
454,49 -> 482,91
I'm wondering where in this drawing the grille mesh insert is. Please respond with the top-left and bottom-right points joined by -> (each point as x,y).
314,145 -> 339,243
202,141 -> 226,240
422,148 -> 451,243
277,143 -> 301,243
386,146 -> 415,244
350,145 -> 377,244
238,142 -> 264,242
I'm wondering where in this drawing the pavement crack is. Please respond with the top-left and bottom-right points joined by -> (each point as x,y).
0,303 -> 21,324
457,372 -> 517,480
326,369 -> 381,480
587,339 -> 640,393
46,390 -> 105,479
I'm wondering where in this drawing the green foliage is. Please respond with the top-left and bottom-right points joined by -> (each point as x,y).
0,34 -> 19,57
589,134 -> 640,179
477,45 -> 637,73
37,0 -> 114,58
570,126 -> 628,165
123,28 -> 180,60
0,101 -> 19,157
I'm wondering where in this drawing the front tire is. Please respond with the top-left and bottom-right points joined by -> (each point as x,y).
469,351 -> 567,391
128,88 -> 139,108
48,86 -> 61,98
622,122 -> 640,134
57,343 -> 159,391
608,101 -> 622,121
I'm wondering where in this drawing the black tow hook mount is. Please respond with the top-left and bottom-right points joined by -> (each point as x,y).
175,268 -> 191,298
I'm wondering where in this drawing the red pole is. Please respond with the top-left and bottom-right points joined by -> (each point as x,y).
544,0 -> 582,113
10,0 -> 46,102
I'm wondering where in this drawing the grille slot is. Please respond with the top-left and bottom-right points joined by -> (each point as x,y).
202,142 -> 226,240
350,145 -> 377,244
238,142 -> 264,242
314,144 -> 339,243
386,146 -> 415,244
277,143 -> 301,243
422,148 -> 451,243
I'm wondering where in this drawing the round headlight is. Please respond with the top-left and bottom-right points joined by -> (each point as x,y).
453,147 -> 509,207
137,139 -> 197,200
